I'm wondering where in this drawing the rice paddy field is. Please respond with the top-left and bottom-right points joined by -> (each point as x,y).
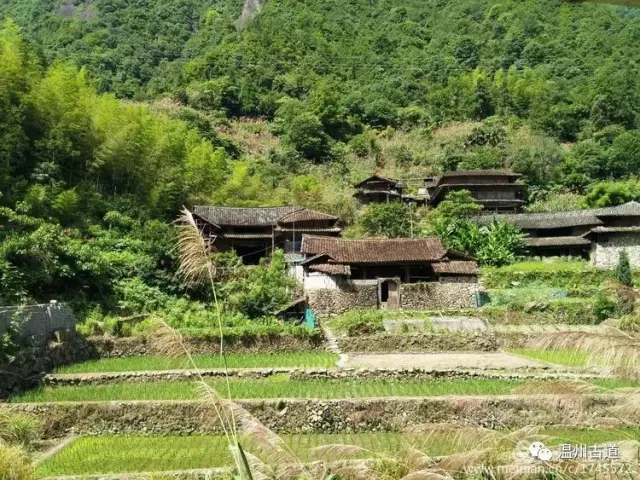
12,376 -> 639,403
54,351 -> 339,373
508,348 -> 593,367
36,428 -> 639,477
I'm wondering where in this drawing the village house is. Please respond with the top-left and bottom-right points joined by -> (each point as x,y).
297,235 -> 479,315
193,206 -> 341,264
477,201 -> 640,267
354,175 -> 426,206
426,169 -> 525,213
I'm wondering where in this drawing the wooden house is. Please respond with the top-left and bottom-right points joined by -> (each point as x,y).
354,175 -> 404,204
193,206 -> 341,264
427,170 -> 525,213
478,201 -> 640,264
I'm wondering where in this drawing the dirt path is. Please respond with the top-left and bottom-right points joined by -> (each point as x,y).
345,352 -> 544,370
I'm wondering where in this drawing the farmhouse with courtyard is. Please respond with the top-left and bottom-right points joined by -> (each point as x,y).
297,235 -> 479,315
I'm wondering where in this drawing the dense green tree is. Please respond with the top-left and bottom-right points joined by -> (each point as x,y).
356,202 -> 416,238
616,250 -> 633,287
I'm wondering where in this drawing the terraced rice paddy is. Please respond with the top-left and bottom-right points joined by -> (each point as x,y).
36,428 -> 638,477
508,348 -> 593,367
12,376 -> 639,403
54,351 -> 339,373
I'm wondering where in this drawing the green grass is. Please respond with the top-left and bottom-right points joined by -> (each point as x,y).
54,352 -> 338,374
482,259 -> 590,273
509,348 -> 592,367
36,428 -> 639,476
11,377 -> 639,403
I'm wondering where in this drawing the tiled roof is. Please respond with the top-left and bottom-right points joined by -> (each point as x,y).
275,227 -> 342,233
274,298 -> 307,316
584,226 -> 640,239
309,263 -> 352,276
477,211 -> 604,230
476,202 -> 640,230
594,201 -> 640,217
301,235 -> 448,264
432,261 -> 478,275
354,175 -> 402,189
440,169 -> 521,178
278,209 -> 337,224
525,236 -> 591,247
194,206 -> 301,226
194,206 -> 337,227
221,233 -> 274,239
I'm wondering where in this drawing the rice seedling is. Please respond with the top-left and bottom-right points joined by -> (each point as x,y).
508,348 -> 592,367
529,326 -> 640,375
12,377 -> 640,403
54,351 -> 338,373
35,429 -> 638,477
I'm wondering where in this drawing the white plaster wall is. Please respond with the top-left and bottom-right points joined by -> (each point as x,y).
303,272 -> 341,290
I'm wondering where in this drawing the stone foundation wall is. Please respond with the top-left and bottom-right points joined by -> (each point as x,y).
401,282 -> 479,310
308,280 -> 479,316
591,233 -> 640,268
307,282 -> 378,316
6,395 -> 625,438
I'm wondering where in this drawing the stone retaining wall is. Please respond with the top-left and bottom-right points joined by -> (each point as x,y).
0,335 -> 96,398
5,395 -> 626,438
88,332 -> 324,358
336,331 -> 531,353
0,332 -> 324,398
43,366 -> 605,387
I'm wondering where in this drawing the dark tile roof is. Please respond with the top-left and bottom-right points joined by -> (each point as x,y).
584,226 -> 640,239
432,261 -> 478,275
309,263 -> 352,276
301,235 -> 448,264
278,209 -> 338,224
354,175 -> 402,189
194,205 -> 338,228
476,202 -> 640,230
275,227 -> 342,233
476,211 -> 604,230
525,236 -> 591,247
274,298 -> 307,316
594,201 -> 640,217
194,206 -> 301,226
440,169 -> 521,178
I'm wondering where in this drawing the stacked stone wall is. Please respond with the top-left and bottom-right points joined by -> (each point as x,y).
401,282 -> 479,310
6,395 -> 625,438
592,233 -> 640,268
307,283 -> 378,316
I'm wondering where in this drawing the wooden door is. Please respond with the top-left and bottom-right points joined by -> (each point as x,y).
387,279 -> 400,309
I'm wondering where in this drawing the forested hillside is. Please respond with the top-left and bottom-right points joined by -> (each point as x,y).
1,0 -> 640,316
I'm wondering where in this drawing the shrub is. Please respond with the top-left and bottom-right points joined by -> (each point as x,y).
615,250 -> 633,287
356,202 -> 414,238
594,293 -> 618,322
0,445 -> 33,480
617,313 -> 640,333
331,309 -> 384,336
0,411 -> 40,447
